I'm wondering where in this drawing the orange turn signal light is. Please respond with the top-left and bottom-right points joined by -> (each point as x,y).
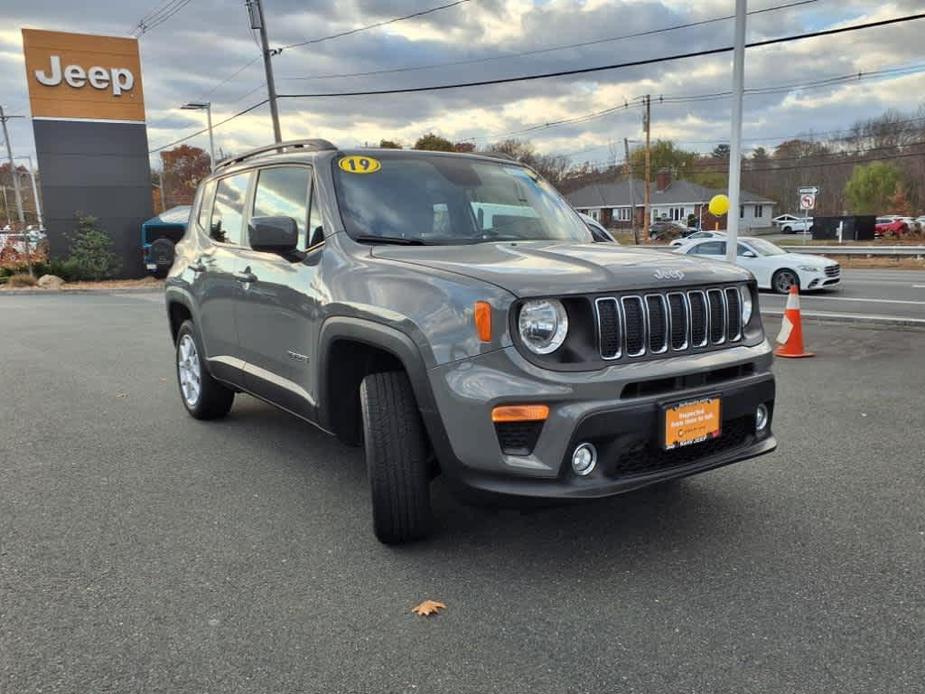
474,301 -> 492,342
491,404 -> 550,423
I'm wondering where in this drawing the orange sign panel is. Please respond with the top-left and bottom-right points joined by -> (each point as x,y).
22,29 -> 145,122
664,397 -> 721,450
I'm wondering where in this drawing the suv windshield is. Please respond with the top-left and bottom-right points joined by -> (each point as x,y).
332,152 -> 592,245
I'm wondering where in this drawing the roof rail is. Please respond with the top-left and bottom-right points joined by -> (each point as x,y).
215,139 -> 337,170
478,151 -> 518,162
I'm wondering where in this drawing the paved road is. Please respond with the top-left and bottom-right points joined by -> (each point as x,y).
760,269 -> 925,324
2,293 -> 924,693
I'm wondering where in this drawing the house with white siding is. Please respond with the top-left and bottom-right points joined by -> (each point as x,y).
568,168 -> 776,230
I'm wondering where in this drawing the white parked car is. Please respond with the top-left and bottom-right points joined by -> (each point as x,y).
771,214 -> 813,234
675,236 -> 840,293
669,229 -> 725,248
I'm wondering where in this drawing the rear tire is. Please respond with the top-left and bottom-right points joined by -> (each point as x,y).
360,371 -> 432,544
175,320 -> 234,420
782,225 -> 792,233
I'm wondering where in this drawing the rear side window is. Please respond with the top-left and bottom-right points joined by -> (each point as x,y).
210,173 -> 251,245
252,166 -> 310,246
196,180 -> 216,230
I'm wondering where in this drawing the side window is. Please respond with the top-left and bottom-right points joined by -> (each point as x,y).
210,172 -> 251,245
693,241 -> 725,255
252,166 -> 310,246
196,179 -> 216,231
737,243 -> 752,256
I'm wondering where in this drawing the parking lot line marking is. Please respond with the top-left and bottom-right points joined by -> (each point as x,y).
765,296 -> 925,306
762,308 -> 925,325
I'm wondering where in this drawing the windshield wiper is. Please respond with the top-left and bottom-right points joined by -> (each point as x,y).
354,234 -> 428,246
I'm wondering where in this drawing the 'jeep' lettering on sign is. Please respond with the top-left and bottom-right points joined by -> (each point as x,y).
34,55 -> 135,96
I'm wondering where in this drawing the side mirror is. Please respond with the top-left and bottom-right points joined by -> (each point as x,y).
249,216 -> 299,255
741,250 -> 757,258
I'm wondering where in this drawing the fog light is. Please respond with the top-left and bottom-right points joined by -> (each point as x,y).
755,404 -> 769,432
571,442 -> 597,476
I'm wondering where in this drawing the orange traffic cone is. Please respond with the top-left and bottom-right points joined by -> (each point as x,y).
775,285 -> 814,358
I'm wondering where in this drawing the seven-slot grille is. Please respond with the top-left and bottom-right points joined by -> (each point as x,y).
596,286 -> 746,360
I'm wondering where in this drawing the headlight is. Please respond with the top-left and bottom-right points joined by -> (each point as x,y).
740,286 -> 753,325
518,299 -> 568,354
798,265 -> 823,273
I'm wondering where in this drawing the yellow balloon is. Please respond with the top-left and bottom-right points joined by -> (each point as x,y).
708,194 -> 730,216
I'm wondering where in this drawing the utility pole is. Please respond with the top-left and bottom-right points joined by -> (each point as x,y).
642,95 -> 652,242
1,104 -> 31,275
15,155 -> 43,228
725,0 -> 747,263
247,0 -> 282,143
624,137 -> 638,245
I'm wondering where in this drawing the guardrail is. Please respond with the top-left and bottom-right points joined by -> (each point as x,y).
779,245 -> 925,256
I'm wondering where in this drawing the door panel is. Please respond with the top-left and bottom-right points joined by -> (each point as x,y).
234,165 -> 322,420
193,171 -> 252,385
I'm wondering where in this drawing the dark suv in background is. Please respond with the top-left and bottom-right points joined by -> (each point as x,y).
165,141 -> 777,543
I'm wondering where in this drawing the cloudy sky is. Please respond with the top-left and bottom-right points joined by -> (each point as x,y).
2,0 -> 924,170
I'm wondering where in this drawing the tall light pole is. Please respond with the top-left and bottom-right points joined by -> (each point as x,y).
246,0 -> 282,143
181,102 -> 215,170
725,0 -> 747,263
14,155 -> 43,227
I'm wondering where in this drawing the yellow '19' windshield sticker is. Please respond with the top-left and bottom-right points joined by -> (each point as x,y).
338,156 -> 381,174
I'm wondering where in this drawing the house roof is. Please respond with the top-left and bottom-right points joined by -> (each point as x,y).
567,178 -> 776,207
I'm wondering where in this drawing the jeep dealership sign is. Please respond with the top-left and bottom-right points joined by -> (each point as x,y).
21,29 -> 152,276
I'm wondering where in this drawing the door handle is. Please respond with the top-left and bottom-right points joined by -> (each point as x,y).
234,270 -> 257,284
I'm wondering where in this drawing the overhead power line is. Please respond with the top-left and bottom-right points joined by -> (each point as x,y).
132,0 -> 195,36
279,0 -> 817,83
278,0 -> 474,51
469,62 -> 925,143
149,12 -> 925,154
196,1 -> 473,104
277,12 -> 925,99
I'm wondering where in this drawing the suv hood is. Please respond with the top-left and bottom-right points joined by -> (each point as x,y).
371,241 -> 749,297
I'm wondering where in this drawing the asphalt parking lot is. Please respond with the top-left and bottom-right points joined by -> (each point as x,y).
1,292 -> 923,693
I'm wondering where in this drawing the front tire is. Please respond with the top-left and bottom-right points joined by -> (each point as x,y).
772,269 -> 800,294
360,371 -> 432,544
175,320 -> 235,420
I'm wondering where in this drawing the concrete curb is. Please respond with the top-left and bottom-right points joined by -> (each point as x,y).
0,286 -> 163,297
762,309 -> 925,329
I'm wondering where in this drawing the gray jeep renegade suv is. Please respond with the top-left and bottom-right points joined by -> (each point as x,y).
165,140 -> 776,544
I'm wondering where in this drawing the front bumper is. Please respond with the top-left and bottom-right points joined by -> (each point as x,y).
425,343 -> 776,502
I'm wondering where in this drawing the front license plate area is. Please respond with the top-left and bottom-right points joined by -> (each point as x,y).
662,397 -> 721,450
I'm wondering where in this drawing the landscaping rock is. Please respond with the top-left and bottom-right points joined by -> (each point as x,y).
37,274 -> 65,289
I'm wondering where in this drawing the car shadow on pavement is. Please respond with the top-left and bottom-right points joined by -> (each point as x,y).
225,395 -> 766,566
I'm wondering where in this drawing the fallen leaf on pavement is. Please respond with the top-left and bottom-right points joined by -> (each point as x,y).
115,393 -> 127,399
411,600 -> 446,617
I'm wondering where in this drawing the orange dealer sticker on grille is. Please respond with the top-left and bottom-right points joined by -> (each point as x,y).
663,397 -> 721,450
